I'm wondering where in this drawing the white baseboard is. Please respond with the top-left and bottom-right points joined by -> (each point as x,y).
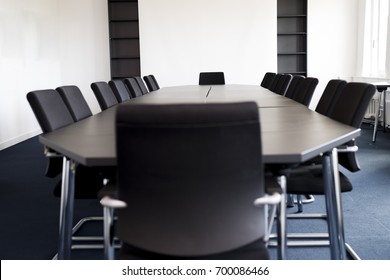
0,130 -> 41,151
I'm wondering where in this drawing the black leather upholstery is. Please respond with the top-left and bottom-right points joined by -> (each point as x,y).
91,81 -> 118,110
134,76 -> 149,94
109,80 -> 131,103
292,77 -> 319,106
284,75 -> 305,99
272,74 -> 292,95
143,75 -> 159,91
260,72 -> 276,89
114,102 -> 269,259
124,77 -> 143,98
199,72 -> 225,85
27,89 -> 74,133
268,74 -> 282,92
56,85 -> 92,122
150,75 -> 160,89
315,79 -> 347,116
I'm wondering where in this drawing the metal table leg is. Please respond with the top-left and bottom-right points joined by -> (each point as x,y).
373,88 -> 387,142
58,157 -> 76,260
383,89 -> 387,133
322,148 -> 346,260
276,175 -> 287,260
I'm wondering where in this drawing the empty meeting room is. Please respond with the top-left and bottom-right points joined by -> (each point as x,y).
1,0 -> 390,278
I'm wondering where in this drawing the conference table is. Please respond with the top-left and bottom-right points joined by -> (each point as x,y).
39,84 -> 360,260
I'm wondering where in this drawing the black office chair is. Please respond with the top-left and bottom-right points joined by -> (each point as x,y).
287,79 -> 347,208
91,81 -> 119,110
199,72 -> 225,85
150,75 -> 160,89
100,102 -> 282,260
134,76 -> 149,94
26,89 -> 106,198
27,89 -> 74,179
291,77 -> 319,106
284,75 -> 305,99
109,80 -> 131,103
124,77 -> 143,98
268,74 -> 282,92
260,72 -> 276,89
315,79 -> 347,116
143,75 -> 160,92
27,89 -> 111,258
271,74 -> 292,95
284,82 -> 376,259
56,85 -> 93,122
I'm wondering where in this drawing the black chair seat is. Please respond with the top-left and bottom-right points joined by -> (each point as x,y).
286,165 -> 353,195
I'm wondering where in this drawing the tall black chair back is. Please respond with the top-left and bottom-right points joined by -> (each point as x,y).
27,89 -> 74,133
330,82 -> 376,128
115,102 -> 269,258
292,77 -> 319,106
56,85 -> 92,122
124,77 -> 143,98
260,72 -> 276,89
199,72 -> 225,85
272,74 -> 292,95
143,75 -> 160,91
150,75 -> 160,89
109,80 -> 131,103
134,76 -> 149,94
284,75 -> 305,99
91,81 -> 118,110
27,89 -> 75,178
315,79 -> 347,116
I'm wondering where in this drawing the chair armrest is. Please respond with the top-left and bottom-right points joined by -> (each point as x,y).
253,192 -> 281,206
100,196 -> 127,209
337,145 -> 358,153
44,146 -> 62,157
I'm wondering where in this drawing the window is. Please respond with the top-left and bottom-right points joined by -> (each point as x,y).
361,0 -> 389,78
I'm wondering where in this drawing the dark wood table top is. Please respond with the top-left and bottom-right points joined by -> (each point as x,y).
40,85 -> 360,166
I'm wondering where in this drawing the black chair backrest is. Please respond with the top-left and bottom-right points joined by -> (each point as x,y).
284,75 -> 305,99
143,75 -> 160,92
109,80 -> 131,103
27,89 -> 74,133
268,73 -> 282,92
56,85 -> 93,122
292,77 -> 319,106
150,75 -> 160,89
199,72 -> 225,85
272,74 -> 292,95
124,77 -> 143,98
115,102 -> 266,257
91,81 -> 119,110
27,89 -> 75,179
315,79 -> 347,116
134,76 -> 149,94
330,82 -> 376,128
330,82 -> 376,172
260,72 -> 276,89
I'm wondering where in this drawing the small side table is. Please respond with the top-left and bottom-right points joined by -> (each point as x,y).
371,82 -> 390,142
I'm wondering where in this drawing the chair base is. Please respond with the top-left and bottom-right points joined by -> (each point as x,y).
52,216 -> 120,260
268,233 -> 361,260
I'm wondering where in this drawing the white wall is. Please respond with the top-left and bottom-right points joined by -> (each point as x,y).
138,0 -> 277,87
0,0 -> 110,149
307,0 -> 359,109
0,0 -> 360,149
